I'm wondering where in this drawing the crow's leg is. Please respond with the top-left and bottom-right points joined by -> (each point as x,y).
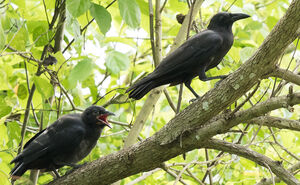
198,70 -> 228,81
199,71 -> 228,87
184,80 -> 200,103
53,169 -> 60,178
184,81 -> 200,98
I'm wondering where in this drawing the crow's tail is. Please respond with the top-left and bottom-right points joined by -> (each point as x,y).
126,78 -> 158,100
10,162 -> 27,181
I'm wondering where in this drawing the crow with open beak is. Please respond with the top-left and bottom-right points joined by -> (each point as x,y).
10,105 -> 114,181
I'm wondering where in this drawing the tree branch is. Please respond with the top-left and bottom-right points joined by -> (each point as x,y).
48,93 -> 300,185
269,67 -> 300,86
203,139 -> 299,185
247,116 -> 300,131
256,162 -> 300,185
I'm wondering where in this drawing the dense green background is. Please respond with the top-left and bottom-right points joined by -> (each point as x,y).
0,0 -> 299,184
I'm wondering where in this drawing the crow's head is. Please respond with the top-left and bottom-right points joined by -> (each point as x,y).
82,106 -> 115,128
208,12 -> 250,30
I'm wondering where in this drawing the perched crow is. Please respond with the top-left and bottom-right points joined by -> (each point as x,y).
126,12 -> 250,100
10,106 -> 114,181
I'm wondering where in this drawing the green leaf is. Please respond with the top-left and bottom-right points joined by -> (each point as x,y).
32,25 -> 52,47
7,27 -> 28,51
17,83 -> 28,100
68,58 -> 95,89
105,50 -> 130,74
118,0 -> 141,28
0,105 -> 12,119
90,3 -> 112,35
0,21 -> 5,50
33,76 -> 54,99
6,121 -> 21,148
67,0 -> 90,18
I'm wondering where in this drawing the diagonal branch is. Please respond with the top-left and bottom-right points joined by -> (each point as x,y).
48,92 -> 300,185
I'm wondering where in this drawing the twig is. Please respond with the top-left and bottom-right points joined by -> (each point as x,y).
264,162 -> 276,185
205,149 -> 213,185
108,119 -> 130,127
160,163 -> 188,185
125,168 -> 161,185
174,160 -> 197,185
230,82 -> 260,115
160,0 -> 168,13
176,84 -> 183,114
24,61 -> 40,127
18,84 -> 36,154
148,0 -> 156,66
42,0 -> 50,25
5,45 -> 40,63
163,89 -> 177,113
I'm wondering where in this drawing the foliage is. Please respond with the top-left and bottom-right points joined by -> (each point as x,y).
0,0 -> 299,184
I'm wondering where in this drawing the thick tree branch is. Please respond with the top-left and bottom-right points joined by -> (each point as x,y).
49,93 -> 300,185
203,139 -> 299,185
247,116 -> 300,131
269,67 -> 300,86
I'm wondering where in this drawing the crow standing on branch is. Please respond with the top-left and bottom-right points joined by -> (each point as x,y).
10,106 -> 114,181
126,12 -> 250,100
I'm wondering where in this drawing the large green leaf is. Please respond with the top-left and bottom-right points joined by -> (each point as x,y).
105,50 -> 130,74
17,83 -> 28,100
0,105 -> 12,119
6,121 -> 20,148
68,58 -> 95,89
67,0 -> 91,18
33,76 -> 54,99
118,0 -> 141,28
90,3 -> 112,35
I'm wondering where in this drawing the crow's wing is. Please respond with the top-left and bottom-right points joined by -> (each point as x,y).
11,114 -> 85,165
149,30 -> 223,80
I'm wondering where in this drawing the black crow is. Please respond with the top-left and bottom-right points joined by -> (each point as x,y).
10,105 -> 114,181
126,12 -> 250,100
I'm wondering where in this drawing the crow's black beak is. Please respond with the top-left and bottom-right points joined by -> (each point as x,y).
231,13 -> 250,22
105,111 -> 115,116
